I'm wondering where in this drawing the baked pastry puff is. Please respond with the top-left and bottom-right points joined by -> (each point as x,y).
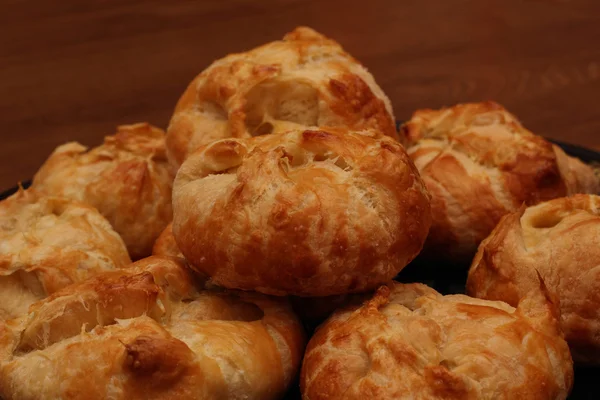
0,256 -> 305,400
301,282 -> 573,400
32,123 -> 174,260
0,189 -> 130,320
172,128 -> 431,297
401,101 -> 599,262
468,194 -> 600,364
166,26 -> 398,169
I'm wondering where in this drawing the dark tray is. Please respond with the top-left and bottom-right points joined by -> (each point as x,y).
1,139 -> 598,399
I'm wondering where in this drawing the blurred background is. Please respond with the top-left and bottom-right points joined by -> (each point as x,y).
1,0 -> 599,189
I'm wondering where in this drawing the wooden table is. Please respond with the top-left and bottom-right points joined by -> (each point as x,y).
1,0 -> 600,190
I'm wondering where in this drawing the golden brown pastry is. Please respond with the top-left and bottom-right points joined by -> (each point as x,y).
166,26 -> 398,168
468,194 -> 600,364
401,101 -> 599,262
0,256 -> 305,400
151,223 -> 361,325
152,222 -> 182,258
172,127 -> 431,297
0,189 -> 130,320
32,123 -> 174,260
301,282 -> 573,400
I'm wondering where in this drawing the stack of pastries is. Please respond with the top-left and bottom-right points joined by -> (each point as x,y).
0,26 -> 598,400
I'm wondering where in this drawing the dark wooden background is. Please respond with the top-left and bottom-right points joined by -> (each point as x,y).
1,0 -> 600,189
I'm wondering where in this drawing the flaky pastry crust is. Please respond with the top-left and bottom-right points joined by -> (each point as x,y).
32,123 -> 174,259
152,222 -> 182,258
468,194 -> 600,364
401,101 -> 599,261
301,282 -> 573,400
172,128 -> 431,296
0,256 -> 305,400
149,226 -> 369,324
0,189 -> 130,320
166,26 -> 398,168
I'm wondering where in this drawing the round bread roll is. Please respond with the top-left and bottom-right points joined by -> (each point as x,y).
468,194 -> 600,364
152,222 -> 182,258
301,282 -> 573,400
401,101 -> 599,262
0,189 -> 130,320
172,128 -> 431,297
0,256 -> 305,400
166,26 -> 398,169
32,122 -> 174,260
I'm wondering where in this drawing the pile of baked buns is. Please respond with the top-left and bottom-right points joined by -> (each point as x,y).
0,27 -> 599,400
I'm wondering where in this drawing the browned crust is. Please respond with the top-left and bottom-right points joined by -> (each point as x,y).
327,73 -> 397,139
468,194 -> 600,364
0,188 -> 131,320
402,101 -> 599,261
152,222 -> 182,258
32,123 -> 174,260
301,282 -> 573,399
0,256 -> 306,399
173,128 -> 431,297
166,26 -> 397,169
